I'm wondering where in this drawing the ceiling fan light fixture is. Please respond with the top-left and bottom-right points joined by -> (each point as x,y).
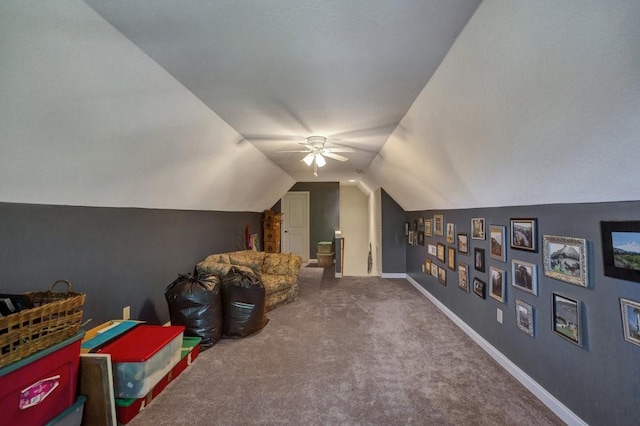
302,153 -> 314,166
315,153 -> 326,167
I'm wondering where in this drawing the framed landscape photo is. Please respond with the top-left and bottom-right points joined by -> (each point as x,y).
474,247 -> 485,272
434,214 -> 444,236
438,267 -> 447,286
447,246 -> 456,270
489,266 -> 506,303
620,298 -> 640,347
511,218 -> 537,252
425,218 -> 433,237
437,243 -> 446,263
428,244 -> 437,257
601,221 -> 640,283
511,259 -> 537,296
473,278 -> 486,299
515,299 -> 534,337
446,223 -> 455,244
457,233 -> 469,255
489,225 -> 507,262
552,293 -> 582,346
458,263 -> 469,292
471,218 -> 486,240
542,235 -> 588,287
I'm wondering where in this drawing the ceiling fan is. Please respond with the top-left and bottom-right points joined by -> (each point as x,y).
279,136 -> 354,176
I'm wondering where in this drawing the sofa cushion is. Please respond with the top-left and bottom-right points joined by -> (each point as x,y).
261,252 -> 292,275
197,261 -> 255,278
228,250 -> 265,276
203,253 -> 230,264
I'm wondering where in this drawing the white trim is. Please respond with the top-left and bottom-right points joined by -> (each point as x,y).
381,273 -> 407,279
405,275 -> 587,426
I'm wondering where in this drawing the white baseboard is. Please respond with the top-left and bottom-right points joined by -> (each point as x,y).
381,273 -> 407,279
405,275 -> 586,426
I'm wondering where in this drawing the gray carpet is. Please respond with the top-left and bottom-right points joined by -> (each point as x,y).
129,267 -> 562,426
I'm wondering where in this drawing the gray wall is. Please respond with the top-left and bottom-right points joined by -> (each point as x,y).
406,201 -> 640,425
381,189 -> 406,273
0,202 -> 262,326
274,182 -> 340,258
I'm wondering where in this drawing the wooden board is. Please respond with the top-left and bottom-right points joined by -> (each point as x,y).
79,354 -> 117,426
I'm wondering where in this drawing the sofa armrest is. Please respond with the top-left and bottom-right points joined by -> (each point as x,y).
288,254 -> 302,278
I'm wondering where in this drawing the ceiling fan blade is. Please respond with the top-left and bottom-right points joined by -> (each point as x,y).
324,147 -> 354,153
323,152 -> 349,162
278,149 -> 312,153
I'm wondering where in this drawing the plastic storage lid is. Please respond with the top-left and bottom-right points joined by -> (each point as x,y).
96,325 -> 184,362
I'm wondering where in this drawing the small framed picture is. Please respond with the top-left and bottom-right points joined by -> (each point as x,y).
474,247 -> 485,272
489,266 -> 506,303
434,214 -> 444,236
473,278 -> 486,299
408,231 -> 414,246
620,298 -> 640,346
489,225 -> 507,262
515,299 -> 534,337
446,223 -> 455,244
405,222 -> 409,236
552,293 -> 582,346
437,243 -> 446,263
458,263 -> 469,292
601,221 -> 640,283
431,262 -> 438,277
471,218 -> 485,240
418,217 -> 424,227
425,218 -> 433,237
511,218 -> 538,252
511,260 -> 537,296
427,244 -> 437,257
417,231 -> 425,246
425,258 -> 432,274
447,246 -> 456,270
457,233 -> 469,255
542,235 -> 588,287
438,267 -> 447,286
413,220 -> 418,232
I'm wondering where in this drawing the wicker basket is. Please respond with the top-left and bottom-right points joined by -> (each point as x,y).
0,280 -> 85,367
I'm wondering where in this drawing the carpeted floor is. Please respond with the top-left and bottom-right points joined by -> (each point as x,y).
129,267 -> 563,426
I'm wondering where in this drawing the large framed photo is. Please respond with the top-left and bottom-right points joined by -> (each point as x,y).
601,221 -> 640,283
457,233 -> 469,255
424,218 -> 433,237
511,218 -> 537,252
446,223 -> 455,244
437,243 -> 446,263
471,218 -> 485,240
515,299 -> 534,337
458,263 -> 469,292
447,246 -> 456,270
474,247 -> 485,272
489,225 -> 507,262
489,266 -> 505,303
511,259 -> 537,296
434,214 -> 444,236
543,235 -> 588,287
552,293 -> 582,346
473,278 -> 486,299
620,298 -> 640,346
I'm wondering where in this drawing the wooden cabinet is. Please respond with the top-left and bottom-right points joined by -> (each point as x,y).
263,210 -> 283,253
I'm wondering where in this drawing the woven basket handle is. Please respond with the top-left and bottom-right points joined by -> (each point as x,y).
50,279 -> 72,293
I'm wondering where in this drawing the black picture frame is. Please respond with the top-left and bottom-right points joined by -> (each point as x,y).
474,247 -> 485,272
552,292 -> 582,346
473,278 -> 486,299
601,221 -> 640,283
437,243 -> 446,263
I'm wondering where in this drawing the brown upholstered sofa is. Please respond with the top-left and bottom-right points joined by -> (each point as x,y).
195,250 -> 302,311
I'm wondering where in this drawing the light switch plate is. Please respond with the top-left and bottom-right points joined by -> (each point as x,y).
123,305 -> 130,320
496,308 -> 503,324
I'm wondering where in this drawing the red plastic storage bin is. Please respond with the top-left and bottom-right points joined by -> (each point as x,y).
0,331 -> 83,426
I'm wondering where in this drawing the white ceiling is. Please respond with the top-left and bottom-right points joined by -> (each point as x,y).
84,0 -> 481,182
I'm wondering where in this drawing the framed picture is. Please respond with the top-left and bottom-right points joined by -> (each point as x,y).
458,262 -> 469,292
457,233 -> 469,255
438,267 -> 447,285
425,258 -> 432,274
542,235 -> 588,287
413,220 -> 418,232
408,231 -> 414,246
489,266 -> 506,303
425,218 -> 432,237
434,214 -> 444,236
447,247 -> 456,270
601,221 -> 640,283
437,243 -> 446,263
427,244 -> 437,257
515,299 -> 534,337
417,231 -> 425,246
431,262 -> 438,278
511,260 -> 537,296
404,222 -> 409,236
552,293 -> 582,346
474,247 -> 485,272
418,217 -> 424,227
471,218 -> 485,240
489,225 -> 507,262
473,278 -> 486,299
446,223 -> 455,244
511,218 -> 537,252
620,298 -> 640,347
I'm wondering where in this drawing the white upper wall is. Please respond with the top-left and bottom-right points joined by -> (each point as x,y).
0,1 -> 294,211
369,0 -> 640,211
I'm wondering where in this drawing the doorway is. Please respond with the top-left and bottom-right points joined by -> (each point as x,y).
281,191 -> 310,262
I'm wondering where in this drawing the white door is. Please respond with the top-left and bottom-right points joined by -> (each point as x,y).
281,191 -> 309,261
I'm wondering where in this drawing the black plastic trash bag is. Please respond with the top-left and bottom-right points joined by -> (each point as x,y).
165,273 -> 222,349
220,267 -> 269,338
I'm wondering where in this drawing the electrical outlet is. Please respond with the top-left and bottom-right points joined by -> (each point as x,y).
123,305 -> 130,320
496,308 -> 503,324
